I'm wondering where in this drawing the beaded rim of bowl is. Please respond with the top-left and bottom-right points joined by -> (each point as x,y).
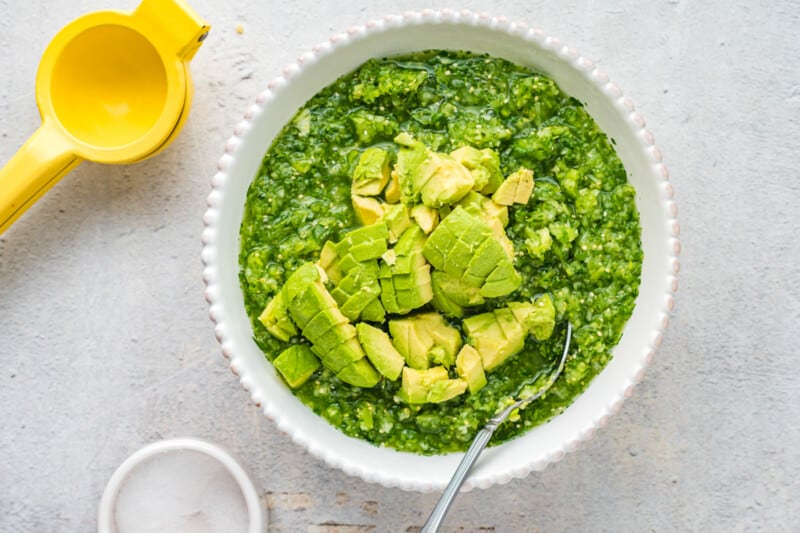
202,9 -> 680,492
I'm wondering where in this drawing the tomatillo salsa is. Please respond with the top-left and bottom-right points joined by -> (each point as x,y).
239,51 -> 643,455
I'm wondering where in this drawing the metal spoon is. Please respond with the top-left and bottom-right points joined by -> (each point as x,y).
421,322 -> 573,533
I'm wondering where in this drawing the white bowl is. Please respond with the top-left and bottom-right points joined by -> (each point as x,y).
202,10 -> 680,492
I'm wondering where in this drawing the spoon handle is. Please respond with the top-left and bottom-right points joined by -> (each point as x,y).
420,413 -> 507,533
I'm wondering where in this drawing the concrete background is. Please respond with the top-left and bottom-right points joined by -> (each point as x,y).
1,0 -> 798,531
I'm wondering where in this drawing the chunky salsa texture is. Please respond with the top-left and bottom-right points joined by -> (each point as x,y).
239,50 -> 643,454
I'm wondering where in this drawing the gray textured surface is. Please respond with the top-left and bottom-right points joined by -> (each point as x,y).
1,1 -> 798,531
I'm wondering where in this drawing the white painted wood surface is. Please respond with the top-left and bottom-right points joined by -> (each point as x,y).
1,1 -> 798,531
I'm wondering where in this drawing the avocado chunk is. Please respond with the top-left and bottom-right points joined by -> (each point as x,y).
380,203 -> 411,243
419,154 -> 474,208
455,345 -> 487,393
356,322 -> 406,381
384,170 -> 402,203
258,291 -> 298,341
336,357 -> 381,387
351,194 -> 386,226
352,147 -> 391,196
423,206 -> 520,298
316,335 -> 365,373
388,312 -> 462,370
273,345 -> 320,388
463,307 -> 527,371
410,204 -> 439,234
318,240 -> 342,284
492,167 -> 535,205
394,133 -> 475,208
450,145 -> 504,194
427,379 -> 468,403
399,365 -> 449,404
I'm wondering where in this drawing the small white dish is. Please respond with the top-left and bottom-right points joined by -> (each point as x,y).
97,438 -> 265,533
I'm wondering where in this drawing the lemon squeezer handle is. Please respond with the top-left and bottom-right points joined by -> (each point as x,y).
0,123 -> 80,233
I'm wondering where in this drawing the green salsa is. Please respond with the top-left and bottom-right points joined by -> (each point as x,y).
239,51 -> 643,454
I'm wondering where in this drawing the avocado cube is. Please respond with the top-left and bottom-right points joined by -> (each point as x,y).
462,312 -> 496,338
442,238 -> 474,274
313,322 -> 357,355
430,284 -> 465,318
352,147 -> 391,196
493,167 -> 534,206
389,319 -> 431,370
302,306 -> 348,344
351,194 -> 386,226
360,298 -> 386,323
399,366 -> 449,404
467,319 -> 519,372
465,237 -> 506,280
258,292 -> 298,342
432,271 -> 485,308
356,323 -> 405,381
450,146 -> 503,194
349,238 -> 388,263
341,288 -> 381,320
336,358 -> 381,388
394,225 -> 427,255
380,203 -> 411,242
410,204 -> 439,234
273,345 -> 320,389
419,154 -> 474,208
288,282 -> 340,328
455,345 -> 487,393
281,262 -> 322,304
320,335 -> 365,373
379,276 -> 406,315
318,241 -> 341,284
426,379 -> 468,403
494,307 -> 525,343
480,263 -> 522,298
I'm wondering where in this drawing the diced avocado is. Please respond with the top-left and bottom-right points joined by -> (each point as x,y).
493,167 -> 535,205
527,294 -> 556,341
480,262 -> 522,298
301,306 -> 349,344
318,241 -> 342,284
486,216 -> 515,259
463,311 -> 519,371
427,379 -> 468,403
380,203 -> 411,242
258,292 -> 298,342
388,318 -> 431,370
455,345 -> 487,393
464,238 -> 506,280
394,225 -> 427,255
494,307 -> 525,345
336,357 -> 381,387
337,223 -> 389,262
312,321 -> 358,355
410,204 -> 438,234
388,312 -> 460,370
394,132 -> 436,206
287,282 -> 339,329
508,301 -> 536,326
319,335 -> 365,372
273,345 -> 320,388
384,170 -> 401,203
360,298 -> 386,323
340,290 -> 381,321
419,154 -> 474,208
352,147 -> 390,196
450,146 -> 504,194
351,194 -> 385,226
356,323 -> 405,380
399,366 -> 449,404
281,262 -> 322,304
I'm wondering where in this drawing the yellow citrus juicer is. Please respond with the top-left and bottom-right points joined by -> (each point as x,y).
0,0 -> 210,233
